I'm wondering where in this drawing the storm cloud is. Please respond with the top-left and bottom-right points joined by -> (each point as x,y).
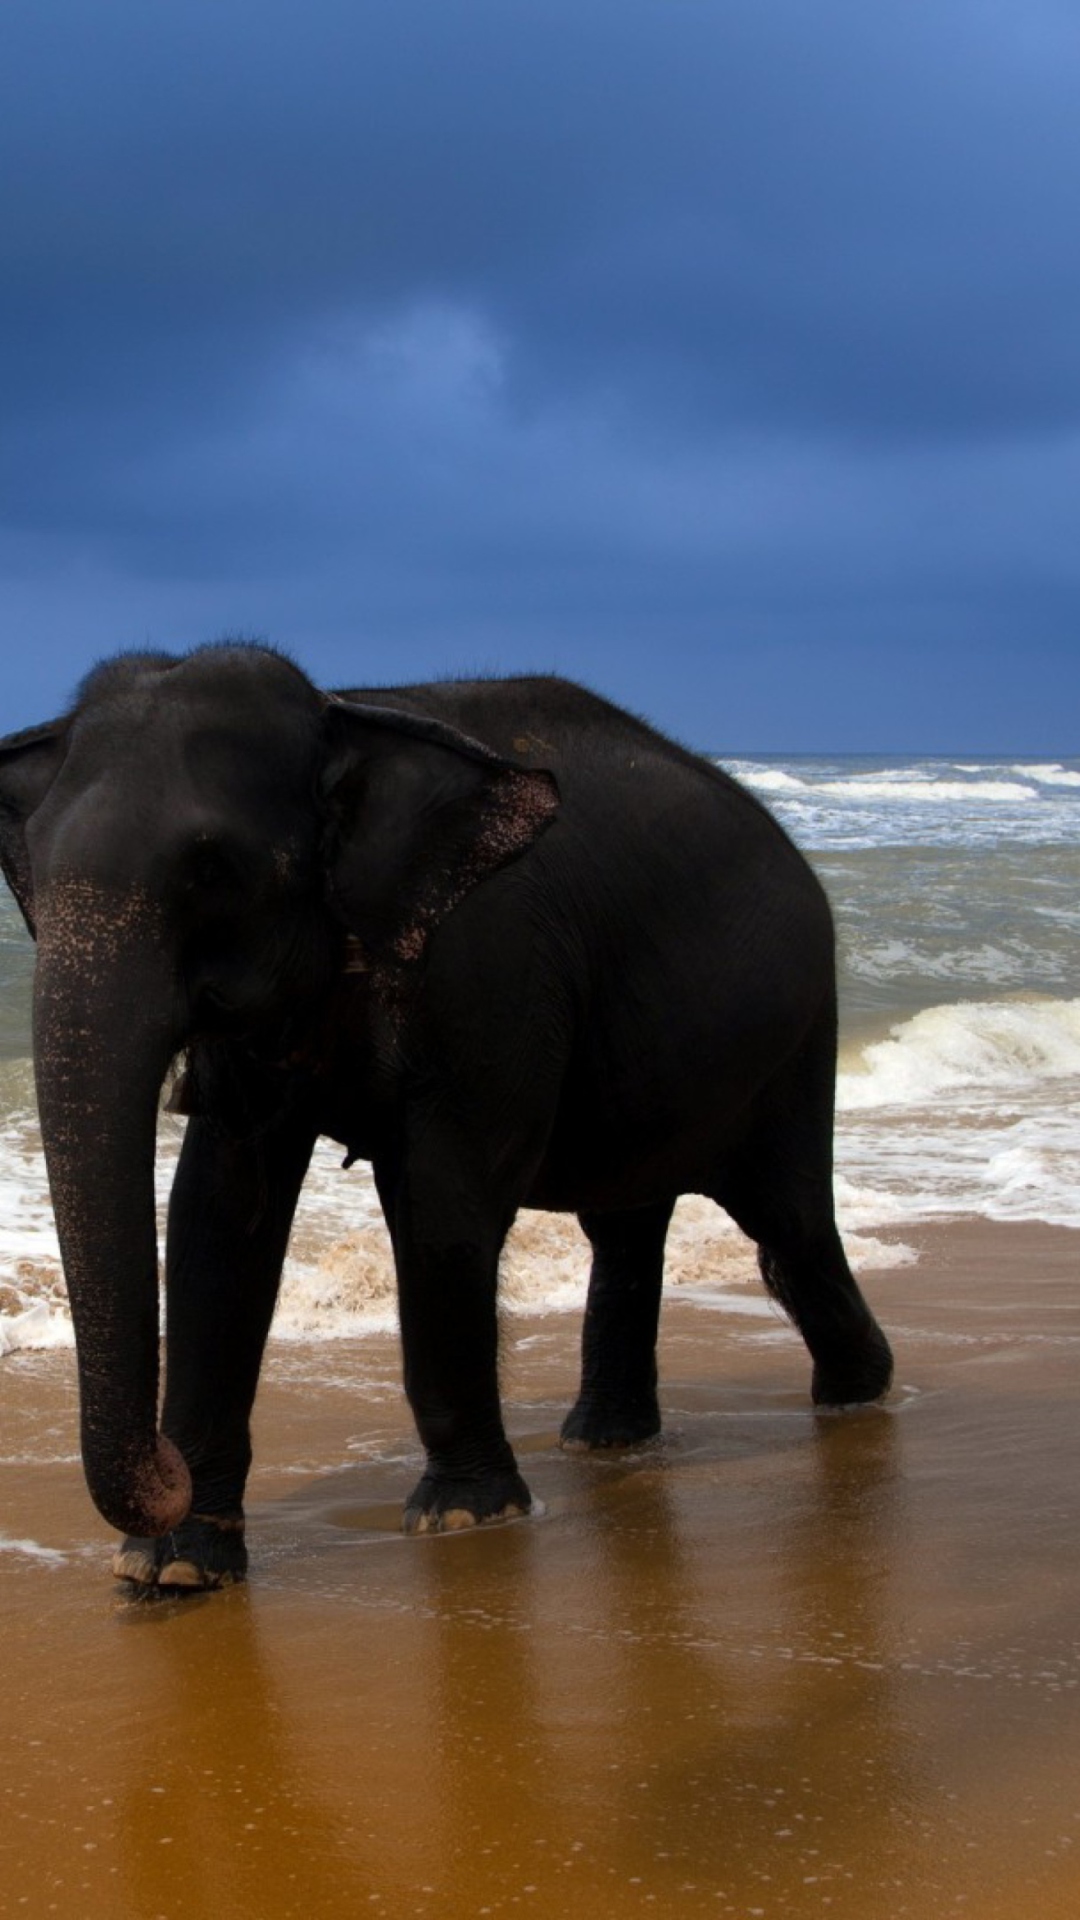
3,0 -> 1079,745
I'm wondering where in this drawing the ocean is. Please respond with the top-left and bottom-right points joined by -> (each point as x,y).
1,753 -> 1077,1358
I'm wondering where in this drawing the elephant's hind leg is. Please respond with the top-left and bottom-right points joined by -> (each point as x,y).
708,1051 -> 893,1407
754,1224 -> 893,1406
560,1199 -> 675,1450
709,1154 -> 893,1407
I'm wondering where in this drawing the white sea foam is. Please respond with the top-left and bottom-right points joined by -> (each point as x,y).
0,1121 -> 916,1357
724,754 -> 1080,850
739,768 -> 808,793
838,1101 -> 1080,1230
1012,764 -> 1080,787
812,775 -> 1034,804
835,997 -> 1080,1229
0,1301 -> 73,1358
837,998 -> 1080,1111
727,760 -> 1043,800
0,1534 -> 68,1566
2,999 -> 1075,1350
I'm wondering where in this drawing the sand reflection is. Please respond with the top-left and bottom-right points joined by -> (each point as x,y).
3,1229 -> 1080,1919
374,1394 -> 912,1917
108,1590 -> 372,1917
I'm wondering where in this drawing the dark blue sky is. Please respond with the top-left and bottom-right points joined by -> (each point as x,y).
3,0 -> 1079,750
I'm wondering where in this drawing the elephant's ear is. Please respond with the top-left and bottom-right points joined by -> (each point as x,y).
0,720 -> 67,936
320,698 -> 559,964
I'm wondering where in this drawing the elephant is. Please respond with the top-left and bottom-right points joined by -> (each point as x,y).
0,644 -> 892,1588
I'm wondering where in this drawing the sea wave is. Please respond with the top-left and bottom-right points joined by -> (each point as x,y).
2,994 -> 1077,1356
819,777 -> 1034,804
740,769 -> 1037,805
1012,763 -> 1080,788
842,938 -> 1057,988
724,755 -> 1080,851
834,996 -> 1080,1231
837,996 -> 1080,1111
0,1134 -> 914,1358
837,1100 -> 1080,1231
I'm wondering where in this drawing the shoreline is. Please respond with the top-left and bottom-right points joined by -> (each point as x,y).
2,1215 -> 1079,1918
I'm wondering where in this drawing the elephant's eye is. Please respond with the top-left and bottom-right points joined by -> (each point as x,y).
180,837 -> 240,895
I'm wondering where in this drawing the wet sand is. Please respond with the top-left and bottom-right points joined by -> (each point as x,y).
1,1218 -> 1078,1919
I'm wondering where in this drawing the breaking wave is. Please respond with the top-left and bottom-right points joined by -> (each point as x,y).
725,753 -> 1080,850
838,997 -> 1080,1111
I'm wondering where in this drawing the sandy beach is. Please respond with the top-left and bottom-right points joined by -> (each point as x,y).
1,1217 -> 1078,1919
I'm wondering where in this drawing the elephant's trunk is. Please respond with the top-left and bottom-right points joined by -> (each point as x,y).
32,882 -> 191,1536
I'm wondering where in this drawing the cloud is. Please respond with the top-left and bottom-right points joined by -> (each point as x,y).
2,0 -> 1079,743
6,0 -> 1080,442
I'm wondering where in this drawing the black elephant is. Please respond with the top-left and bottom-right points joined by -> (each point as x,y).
0,645 -> 892,1588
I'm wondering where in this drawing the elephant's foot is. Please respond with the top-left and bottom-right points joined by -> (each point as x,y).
403,1469 -> 533,1536
559,1396 -> 662,1452
811,1332 -> 894,1409
112,1512 -> 248,1591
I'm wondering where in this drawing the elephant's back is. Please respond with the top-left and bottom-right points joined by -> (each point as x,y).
336,671 -> 808,882
377,673 -> 836,1058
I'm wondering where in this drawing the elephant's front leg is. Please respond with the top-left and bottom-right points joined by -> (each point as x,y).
113,1111 -> 316,1591
385,1149 -> 530,1534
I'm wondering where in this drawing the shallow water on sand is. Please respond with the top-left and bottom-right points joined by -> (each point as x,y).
2,1222 -> 1079,1920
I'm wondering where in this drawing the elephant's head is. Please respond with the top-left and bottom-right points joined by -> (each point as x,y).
0,645 -> 557,1536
